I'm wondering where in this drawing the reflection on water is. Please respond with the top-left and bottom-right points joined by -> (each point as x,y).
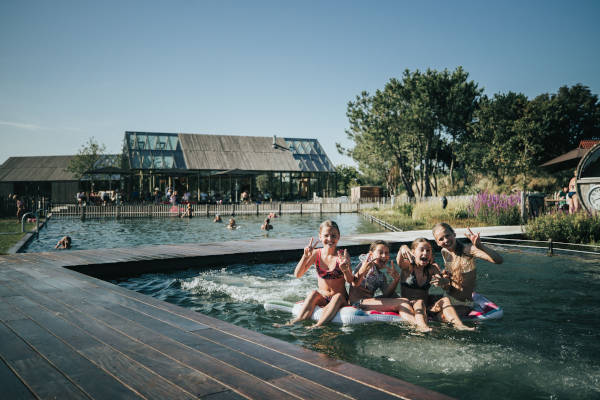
116,248 -> 600,400
24,213 -> 384,252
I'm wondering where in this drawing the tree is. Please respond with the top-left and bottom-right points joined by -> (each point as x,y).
467,92 -> 545,187
532,84 -> 600,162
66,137 -> 106,188
335,164 -> 362,195
340,67 -> 481,197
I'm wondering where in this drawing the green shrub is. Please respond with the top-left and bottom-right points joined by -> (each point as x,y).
395,203 -> 413,216
526,212 -> 600,244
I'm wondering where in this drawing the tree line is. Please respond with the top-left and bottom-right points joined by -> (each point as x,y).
337,67 -> 600,197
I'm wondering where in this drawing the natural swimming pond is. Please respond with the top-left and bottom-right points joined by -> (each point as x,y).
115,248 -> 600,400
23,213 -> 385,252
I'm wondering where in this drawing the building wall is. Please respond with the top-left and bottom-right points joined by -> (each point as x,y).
0,182 -> 14,198
52,181 -> 79,203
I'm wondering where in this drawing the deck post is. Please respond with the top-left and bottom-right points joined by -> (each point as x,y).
548,238 -> 554,256
300,203 -> 302,215
339,202 -> 342,214
256,203 -> 259,215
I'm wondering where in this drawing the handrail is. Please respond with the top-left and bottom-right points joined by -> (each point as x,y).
359,211 -> 401,232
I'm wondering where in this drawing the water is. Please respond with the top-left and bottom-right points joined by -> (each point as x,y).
24,213 -> 384,252
116,249 -> 600,400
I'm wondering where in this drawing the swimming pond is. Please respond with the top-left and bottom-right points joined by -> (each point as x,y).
23,213 -> 385,252
115,248 -> 600,400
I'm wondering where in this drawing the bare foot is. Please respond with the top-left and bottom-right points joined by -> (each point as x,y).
454,324 -> 475,331
416,325 -> 432,333
273,321 -> 294,328
307,324 -> 323,330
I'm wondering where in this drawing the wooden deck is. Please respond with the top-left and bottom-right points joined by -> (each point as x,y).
0,227 -> 522,399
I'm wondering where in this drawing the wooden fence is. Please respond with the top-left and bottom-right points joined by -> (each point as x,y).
48,201 -> 386,218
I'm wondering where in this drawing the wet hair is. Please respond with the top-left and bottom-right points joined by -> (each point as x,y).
65,236 -> 72,244
369,240 -> 389,252
432,222 -> 464,255
319,220 -> 340,235
410,237 -> 431,251
407,237 -> 433,277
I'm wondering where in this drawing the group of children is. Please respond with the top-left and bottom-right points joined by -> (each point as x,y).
281,220 -> 503,331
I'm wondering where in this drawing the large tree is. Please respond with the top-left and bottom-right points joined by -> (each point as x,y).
466,92 -> 544,186
340,67 -> 481,197
66,137 -> 106,187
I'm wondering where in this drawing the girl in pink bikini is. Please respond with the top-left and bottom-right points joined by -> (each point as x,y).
281,220 -> 353,328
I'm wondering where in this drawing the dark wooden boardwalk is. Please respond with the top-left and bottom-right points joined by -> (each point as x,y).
0,228 -> 522,399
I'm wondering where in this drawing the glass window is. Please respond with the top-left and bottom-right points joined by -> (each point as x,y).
141,153 -> 153,169
294,141 -> 305,154
164,155 -> 174,168
148,135 -> 158,150
153,156 -> 163,169
130,152 -> 141,168
168,136 -> 178,151
128,135 -> 136,149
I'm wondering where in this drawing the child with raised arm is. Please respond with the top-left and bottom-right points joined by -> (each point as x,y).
282,220 -> 353,328
349,240 -> 430,332
397,238 -> 475,331
432,223 -> 503,308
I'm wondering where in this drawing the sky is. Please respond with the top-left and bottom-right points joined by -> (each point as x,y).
1,0 -> 599,167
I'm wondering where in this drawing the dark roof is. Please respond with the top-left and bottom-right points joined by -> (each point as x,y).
540,147 -> 590,168
0,156 -> 77,182
125,132 -> 336,173
179,134 -> 301,171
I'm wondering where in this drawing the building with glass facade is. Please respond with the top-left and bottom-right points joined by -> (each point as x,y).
124,131 -> 336,202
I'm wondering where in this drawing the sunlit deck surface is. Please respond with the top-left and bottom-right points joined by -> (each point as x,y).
0,227 -> 521,399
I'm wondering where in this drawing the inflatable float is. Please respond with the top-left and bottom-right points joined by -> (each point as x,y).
264,292 -> 503,325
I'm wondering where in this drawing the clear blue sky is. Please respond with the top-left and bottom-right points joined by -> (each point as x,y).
1,0 -> 599,166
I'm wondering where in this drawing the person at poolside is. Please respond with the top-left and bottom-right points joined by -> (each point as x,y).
557,185 -> 569,212
16,196 -> 26,223
213,214 -> 222,223
397,238 -> 475,331
278,220 -> 354,328
227,218 -> 237,229
567,170 -> 580,214
431,223 -> 503,315
55,236 -> 72,249
181,203 -> 193,218
261,218 -> 273,230
349,240 -> 430,332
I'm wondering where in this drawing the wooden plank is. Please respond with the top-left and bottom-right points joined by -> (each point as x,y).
54,285 -> 416,399
0,358 -> 36,399
6,317 -> 143,400
0,322 -> 90,399
5,287 -> 232,399
43,293 -> 300,399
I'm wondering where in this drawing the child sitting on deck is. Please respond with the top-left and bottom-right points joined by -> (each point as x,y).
278,220 -> 354,328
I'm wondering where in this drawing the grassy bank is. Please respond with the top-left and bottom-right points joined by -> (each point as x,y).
364,198 -> 484,231
0,218 -> 38,254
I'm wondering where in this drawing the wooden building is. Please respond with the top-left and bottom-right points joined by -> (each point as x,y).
0,132 -> 337,204
124,132 -> 337,202
0,156 -> 79,202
